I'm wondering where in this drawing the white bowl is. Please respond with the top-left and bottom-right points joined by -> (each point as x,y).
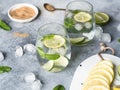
8,3 -> 39,23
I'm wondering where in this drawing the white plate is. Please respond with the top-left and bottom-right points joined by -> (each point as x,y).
70,54 -> 120,90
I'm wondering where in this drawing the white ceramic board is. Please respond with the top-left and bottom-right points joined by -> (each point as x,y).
70,54 -> 120,90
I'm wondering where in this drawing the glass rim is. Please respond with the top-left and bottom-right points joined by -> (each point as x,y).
66,0 -> 93,10
38,22 -> 65,30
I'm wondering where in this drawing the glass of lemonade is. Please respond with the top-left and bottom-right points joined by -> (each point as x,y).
64,1 -> 95,46
36,23 -> 71,72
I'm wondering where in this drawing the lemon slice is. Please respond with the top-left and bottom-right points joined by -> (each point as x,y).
42,61 -> 54,71
113,86 -> 120,90
91,64 -> 114,77
74,12 -> 92,23
83,78 -> 109,90
86,74 -> 110,85
42,34 -> 65,48
117,65 -> 120,76
95,12 -> 110,25
97,60 -> 114,68
90,69 -> 113,83
89,85 -> 110,90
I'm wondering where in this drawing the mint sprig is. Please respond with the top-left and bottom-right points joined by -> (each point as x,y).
37,47 -> 60,60
0,66 -> 12,74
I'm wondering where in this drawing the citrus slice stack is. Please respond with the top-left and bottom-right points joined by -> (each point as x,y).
82,60 -> 114,90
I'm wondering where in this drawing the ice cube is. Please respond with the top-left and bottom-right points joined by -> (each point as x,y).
117,24 -> 120,32
31,80 -> 42,90
0,52 -> 4,61
94,26 -> 104,41
24,44 -> 36,53
101,33 -> 111,43
84,22 -> 92,29
74,23 -> 83,31
24,72 -> 36,83
15,46 -> 23,57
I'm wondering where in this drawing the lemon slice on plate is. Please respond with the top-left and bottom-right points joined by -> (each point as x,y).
89,85 -> 110,90
113,86 -> 120,90
74,12 -> 92,23
83,78 -> 109,90
97,60 -> 114,68
91,64 -> 114,77
86,74 -> 110,85
90,69 -> 113,83
42,34 -> 65,48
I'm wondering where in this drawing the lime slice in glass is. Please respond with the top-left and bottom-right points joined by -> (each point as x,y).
95,12 -> 110,25
42,34 -> 65,48
73,39 -> 90,46
50,56 -> 69,72
42,61 -> 54,71
70,37 -> 85,44
74,12 -> 92,23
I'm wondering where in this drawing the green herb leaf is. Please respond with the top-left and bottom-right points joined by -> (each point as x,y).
0,19 -> 11,31
71,10 -> 80,14
37,47 -> 60,60
0,66 -> 12,74
42,34 -> 55,41
37,47 -> 45,58
64,18 -> 75,28
53,85 -> 65,90
45,54 -> 60,60
118,39 -> 120,43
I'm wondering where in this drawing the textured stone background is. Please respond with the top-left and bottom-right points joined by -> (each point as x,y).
0,0 -> 120,90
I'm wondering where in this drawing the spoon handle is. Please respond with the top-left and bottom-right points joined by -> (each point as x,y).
55,8 -> 66,11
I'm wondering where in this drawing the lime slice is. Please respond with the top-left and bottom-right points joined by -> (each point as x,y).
50,56 -> 69,72
74,12 -> 92,23
42,61 -> 54,71
42,34 -> 65,48
95,12 -> 110,25
72,38 -> 90,46
70,37 -> 85,44
118,65 -> 120,76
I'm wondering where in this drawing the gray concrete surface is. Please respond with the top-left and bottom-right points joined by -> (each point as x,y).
0,0 -> 120,90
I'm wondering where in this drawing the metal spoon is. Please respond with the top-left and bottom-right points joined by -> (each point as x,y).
44,3 -> 66,12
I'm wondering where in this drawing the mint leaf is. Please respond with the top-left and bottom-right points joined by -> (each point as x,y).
0,66 -> 12,74
37,47 -> 45,58
0,19 -> 11,31
45,54 -> 60,60
53,85 -> 65,90
42,34 -> 55,41
64,18 -> 75,28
